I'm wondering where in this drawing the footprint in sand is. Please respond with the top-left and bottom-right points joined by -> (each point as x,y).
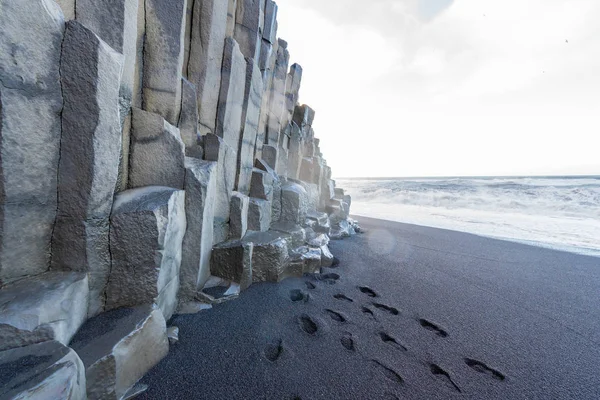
362,306 -> 376,319
264,339 -> 283,362
340,333 -> 356,351
358,286 -> 378,298
299,314 -> 318,335
419,319 -> 449,338
334,293 -> 354,303
325,309 -> 347,323
305,281 -> 316,290
430,363 -> 461,392
319,273 -> 340,285
371,360 -> 404,385
464,358 -> 506,381
372,302 -> 400,316
378,332 -> 407,351
290,289 -> 309,302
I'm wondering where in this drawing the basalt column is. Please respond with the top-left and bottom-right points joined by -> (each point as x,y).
51,21 -> 124,316
0,0 -> 64,285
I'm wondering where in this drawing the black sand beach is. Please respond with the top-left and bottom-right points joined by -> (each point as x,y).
140,216 -> 600,399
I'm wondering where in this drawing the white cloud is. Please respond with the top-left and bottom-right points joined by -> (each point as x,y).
276,0 -> 600,177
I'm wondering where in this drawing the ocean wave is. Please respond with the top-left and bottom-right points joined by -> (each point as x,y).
337,176 -> 600,256
338,177 -> 600,220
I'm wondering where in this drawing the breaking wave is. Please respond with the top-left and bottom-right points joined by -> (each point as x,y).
337,176 -> 600,257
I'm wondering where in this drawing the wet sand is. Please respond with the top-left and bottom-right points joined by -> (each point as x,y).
140,216 -> 600,399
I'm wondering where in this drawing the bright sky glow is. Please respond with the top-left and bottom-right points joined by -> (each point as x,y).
276,0 -> 600,177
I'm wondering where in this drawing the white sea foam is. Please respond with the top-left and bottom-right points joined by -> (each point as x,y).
337,176 -> 600,257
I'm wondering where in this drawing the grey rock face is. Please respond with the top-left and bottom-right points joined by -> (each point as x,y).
320,179 -> 336,210
0,272 -> 88,352
243,231 -> 289,283
182,0 -> 194,76
204,133 -> 237,243
55,0 -> 76,19
76,0 -> 140,189
211,240 -> 254,290
307,232 -> 329,248
328,198 -> 350,222
303,140 -> 315,158
290,246 -> 321,274
344,194 -> 352,209
294,180 -> 319,211
300,156 -> 323,187
230,192 -> 249,239
58,21 -> 123,202
306,211 -> 330,227
262,144 -> 278,171
143,0 -> 187,125
226,0 -> 238,37
236,59 -> 264,194
249,168 -> 274,200
70,305 -> 168,400
0,0 -> 64,284
276,129 -> 290,178
304,247 -> 322,273
51,21 -> 123,316
178,78 -> 202,156
180,158 -> 217,301
216,37 -> 247,151
187,0 -> 228,136
263,0 -> 278,43
257,38 -> 278,147
293,104 -> 316,133
107,187 -> 186,320
265,39 -> 289,147
285,63 -> 303,119
321,244 -> 334,267
247,197 -> 272,232
0,341 -> 86,400
271,222 -> 306,248
254,158 -> 281,221
288,123 -> 303,180
129,107 -> 186,190
234,0 -> 262,60
281,182 -> 309,224
167,326 -> 180,345
329,219 -> 354,241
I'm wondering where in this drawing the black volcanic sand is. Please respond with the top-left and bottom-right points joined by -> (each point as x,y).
140,217 -> 600,399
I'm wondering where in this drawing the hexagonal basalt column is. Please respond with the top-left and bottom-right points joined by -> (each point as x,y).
107,187 -> 186,320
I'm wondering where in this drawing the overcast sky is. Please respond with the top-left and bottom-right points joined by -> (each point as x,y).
276,0 -> 600,177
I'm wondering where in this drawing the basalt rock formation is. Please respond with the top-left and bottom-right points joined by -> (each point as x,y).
0,1 -> 358,398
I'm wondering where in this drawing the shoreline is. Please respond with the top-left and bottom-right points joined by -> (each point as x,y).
139,216 -> 600,399
350,211 -> 600,259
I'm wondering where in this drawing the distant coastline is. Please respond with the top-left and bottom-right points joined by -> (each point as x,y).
336,175 -> 600,180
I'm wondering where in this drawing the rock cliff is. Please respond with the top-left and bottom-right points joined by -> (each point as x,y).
0,0 -> 358,398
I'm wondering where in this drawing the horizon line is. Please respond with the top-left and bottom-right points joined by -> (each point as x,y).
334,174 -> 600,180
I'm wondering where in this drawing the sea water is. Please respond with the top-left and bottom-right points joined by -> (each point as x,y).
337,176 -> 600,257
